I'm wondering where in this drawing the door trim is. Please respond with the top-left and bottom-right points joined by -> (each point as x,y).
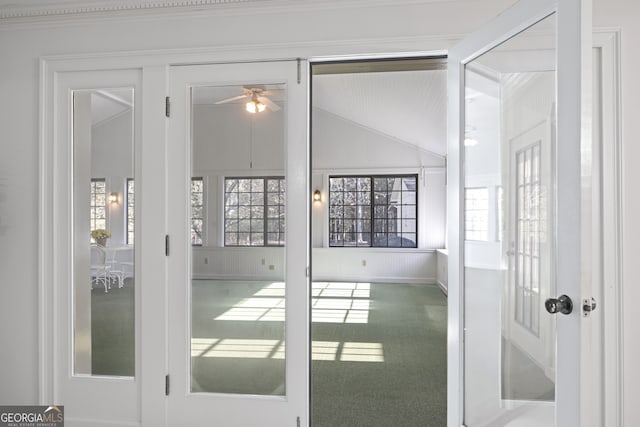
593,29 -> 623,427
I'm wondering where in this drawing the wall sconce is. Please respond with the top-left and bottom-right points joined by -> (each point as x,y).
313,190 -> 322,203
109,192 -> 118,204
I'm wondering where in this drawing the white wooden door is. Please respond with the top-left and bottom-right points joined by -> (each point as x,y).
53,69 -> 142,426
447,0 -> 592,426
166,61 -> 309,427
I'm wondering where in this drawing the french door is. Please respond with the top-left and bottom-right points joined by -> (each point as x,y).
166,61 -> 309,426
448,0 -> 592,426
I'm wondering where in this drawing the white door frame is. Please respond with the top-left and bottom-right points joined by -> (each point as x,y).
38,28 -> 621,427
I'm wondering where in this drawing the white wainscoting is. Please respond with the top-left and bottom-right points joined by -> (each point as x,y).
312,248 -> 437,284
192,246 -> 438,284
192,246 -> 285,280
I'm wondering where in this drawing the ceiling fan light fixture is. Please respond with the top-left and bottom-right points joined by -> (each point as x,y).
246,100 -> 257,113
246,94 -> 266,114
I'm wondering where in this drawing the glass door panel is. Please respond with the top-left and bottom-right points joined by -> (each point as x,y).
72,87 -> 135,377
463,12 -> 560,426
190,84 -> 286,395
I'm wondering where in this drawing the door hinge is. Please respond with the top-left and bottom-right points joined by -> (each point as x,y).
165,374 -> 170,396
165,96 -> 171,118
297,58 -> 301,84
165,234 -> 170,256
296,416 -> 301,427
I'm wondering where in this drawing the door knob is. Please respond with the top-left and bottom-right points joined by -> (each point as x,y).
545,295 -> 573,315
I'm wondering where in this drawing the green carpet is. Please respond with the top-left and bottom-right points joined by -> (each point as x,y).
89,280 -> 447,426
91,279 -> 135,377
312,283 -> 447,427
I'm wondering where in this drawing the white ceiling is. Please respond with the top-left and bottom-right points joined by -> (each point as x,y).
190,70 -> 447,157
313,70 -> 447,157
90,88 -> 133,126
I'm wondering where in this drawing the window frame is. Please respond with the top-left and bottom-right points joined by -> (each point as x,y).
191,177 -> 205,246
126,178 -> 135,245
464,186 -> 489,242
223,176 -> 286,247
327,174 -> 418,248
90,178 -> 107,239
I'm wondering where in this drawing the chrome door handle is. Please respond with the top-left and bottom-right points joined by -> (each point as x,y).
545,295 -> 573,315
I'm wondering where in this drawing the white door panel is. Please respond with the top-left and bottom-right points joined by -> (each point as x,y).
167,61 -> 309,426
53,69 -> 141,426
447,0 -> 592,425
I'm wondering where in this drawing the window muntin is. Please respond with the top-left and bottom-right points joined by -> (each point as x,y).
191,178 -> 204,246
90,178 -> 107,238
224,177 -> 285,247
464,187 -> 489,241
126,178 -> 134,245
328,175 -> 417,248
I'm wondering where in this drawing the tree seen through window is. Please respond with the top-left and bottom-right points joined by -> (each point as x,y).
329,175 -> 417,248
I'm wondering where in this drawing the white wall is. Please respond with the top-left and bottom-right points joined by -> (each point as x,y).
192,103 -> 284,247
189,94 -> 446,282
0,1 -> 637,424
312,107 -> 447,251
311,103 -> 446,282
92,110 -> 134,246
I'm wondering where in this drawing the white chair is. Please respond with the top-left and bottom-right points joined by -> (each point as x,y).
90,244 -> 110,293
106,246 -> 134,288
116,246 -> 134,284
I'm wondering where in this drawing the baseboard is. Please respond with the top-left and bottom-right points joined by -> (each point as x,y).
192,273 -> 284,281
312,275 -> 437,285
436,280 -> 448,296
193,273 -> 437,284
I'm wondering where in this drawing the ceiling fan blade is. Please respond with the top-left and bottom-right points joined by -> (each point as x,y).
214,94 -> 249,105
258,95 -> 281,111
262,89 -> 284,96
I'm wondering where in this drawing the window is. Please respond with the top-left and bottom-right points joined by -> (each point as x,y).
464,187 -> 489,241
191,178 -> 204,246
126,179 -> 134,245
515,143 -> 541,335
224,177 -> 285,247
328,175 -> 417,248
90,178 -> 107,235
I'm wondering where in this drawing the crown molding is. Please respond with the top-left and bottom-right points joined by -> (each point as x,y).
0,0 -> 455,22
0,0 -> 259,20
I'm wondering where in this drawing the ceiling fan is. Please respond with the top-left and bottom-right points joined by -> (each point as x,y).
214,86 -> 282,113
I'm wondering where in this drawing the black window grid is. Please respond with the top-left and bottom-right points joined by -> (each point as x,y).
328,174 -> 418,248
191,177 -> 204,246
224,177 -> 285,247
90,178 -> 107,237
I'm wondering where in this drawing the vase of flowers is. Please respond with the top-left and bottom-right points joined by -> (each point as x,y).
91,229 -> 111,247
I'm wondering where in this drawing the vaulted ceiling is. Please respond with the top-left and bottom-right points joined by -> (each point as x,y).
313,69 -> 447,158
